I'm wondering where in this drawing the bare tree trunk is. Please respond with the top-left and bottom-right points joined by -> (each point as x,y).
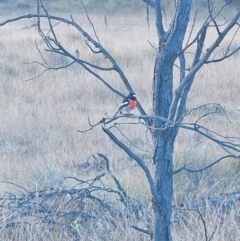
152,56 -> 177,241
153,135 -> 174,240
151,1 -> 192,240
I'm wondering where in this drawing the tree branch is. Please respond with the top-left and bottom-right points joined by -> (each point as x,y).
142,0 -> 155,8
172,8 -> 240,121
196,208 -> 208,241
131,224 -> 152,237
78,0 -> 101,43
96,153 -> 128,203
114,125 -> 152,154
154,0 -> 165,40
170,22 -> 208,123
101,122 -> 160,203
0,7 -> 147,116
173,154 -> 235,174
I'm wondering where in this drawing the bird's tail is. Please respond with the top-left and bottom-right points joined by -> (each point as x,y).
112,110 -> 120,118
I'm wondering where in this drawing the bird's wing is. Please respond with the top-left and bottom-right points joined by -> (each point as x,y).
118,101 -> 128,110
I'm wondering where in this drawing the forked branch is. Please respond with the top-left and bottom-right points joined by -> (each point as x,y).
78,106 -> 240,188
0,0 -> 147,115
101,121 -> 160,204
170,3 -> 240,123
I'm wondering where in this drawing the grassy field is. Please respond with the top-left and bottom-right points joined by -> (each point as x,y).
0,1 -> 240,240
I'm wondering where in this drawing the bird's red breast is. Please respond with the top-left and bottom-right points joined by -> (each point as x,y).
129,99 -> 137,110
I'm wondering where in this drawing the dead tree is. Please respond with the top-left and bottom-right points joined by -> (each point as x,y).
0,0 -> 240,240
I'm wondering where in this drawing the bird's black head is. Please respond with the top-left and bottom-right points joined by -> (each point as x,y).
128,92 -> 136,100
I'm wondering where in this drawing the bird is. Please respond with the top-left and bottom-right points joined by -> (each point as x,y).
113,92 -> 137,117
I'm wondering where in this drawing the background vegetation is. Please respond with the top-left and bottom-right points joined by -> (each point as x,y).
1,0 -> 240,14
0,0 -> 239,240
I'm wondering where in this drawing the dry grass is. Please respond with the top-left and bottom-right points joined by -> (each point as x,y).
0,4 -> 240,241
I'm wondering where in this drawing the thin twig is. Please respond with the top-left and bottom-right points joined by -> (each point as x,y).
114,125 -> 152,154
196,208 -> 208,241
79,0 -> 101,43
101,122 -> 160,204
147,40 -> 158,51
131,224 -> 152,236
78,117 -> 105,133
173,155 -> 235,174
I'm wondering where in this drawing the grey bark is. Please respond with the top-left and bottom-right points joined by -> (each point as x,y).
151,0 -> 240,239
152,1 -> 192,240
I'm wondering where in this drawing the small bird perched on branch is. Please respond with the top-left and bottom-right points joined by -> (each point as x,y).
113,92 -> 137,117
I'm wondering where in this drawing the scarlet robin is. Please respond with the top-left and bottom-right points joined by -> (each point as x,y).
113,93 -> 137,117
